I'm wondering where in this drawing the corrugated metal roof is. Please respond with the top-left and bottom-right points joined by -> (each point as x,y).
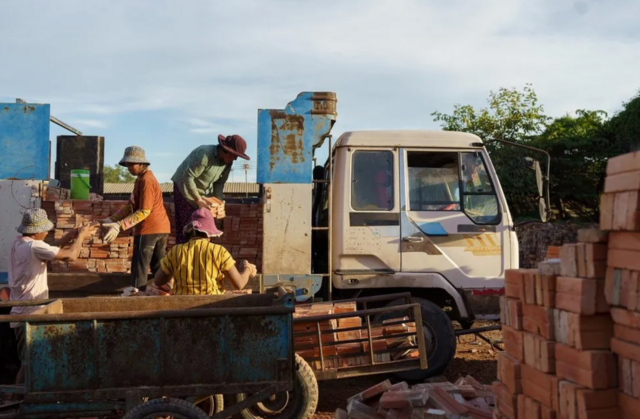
103,182 -> 260,195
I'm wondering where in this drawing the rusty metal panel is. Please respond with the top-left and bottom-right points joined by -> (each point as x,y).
96,319 -> 162,388
27,321 -> 96,393
262,183 -> 313,274
0,103 -> 50,180
257,92 -> 336,184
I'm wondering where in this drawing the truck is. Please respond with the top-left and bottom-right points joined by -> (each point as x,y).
257,92 -> 550,379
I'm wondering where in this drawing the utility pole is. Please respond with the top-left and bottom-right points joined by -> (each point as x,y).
243,163 -> 249,198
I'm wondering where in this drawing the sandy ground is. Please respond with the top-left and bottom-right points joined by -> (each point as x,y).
313,321 -> 502,418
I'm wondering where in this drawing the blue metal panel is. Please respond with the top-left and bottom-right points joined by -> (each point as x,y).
0,272 -> 7,285
0,103 -> 50,180
257,92 -> 336,184
417,222 -> 449,236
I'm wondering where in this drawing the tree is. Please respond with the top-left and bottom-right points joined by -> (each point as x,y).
103,164 -> 135,183
432,85 -> 550,218
609,91 -> 640,152
530,110 -> 624,220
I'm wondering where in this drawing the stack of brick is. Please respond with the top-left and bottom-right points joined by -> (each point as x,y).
42,197 -> 263,273
294,302 -> 419,371
495,228 -> 619,419
600,151 -> 640,415
210,203 -> 262,269
337,377 -> 494,419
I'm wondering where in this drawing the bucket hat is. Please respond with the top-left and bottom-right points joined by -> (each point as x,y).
218,135 -> 250,160
118,146 -> 150,166
17,208 -> 54,234
185,208 -> 222,238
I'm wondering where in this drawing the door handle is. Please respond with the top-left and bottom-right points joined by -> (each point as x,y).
402,236 -> 424,243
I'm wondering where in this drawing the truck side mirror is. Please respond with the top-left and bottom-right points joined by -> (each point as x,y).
524,157 -> 550,222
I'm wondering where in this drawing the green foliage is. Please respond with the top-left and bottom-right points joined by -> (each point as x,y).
432,85 -> 632,221
103,164 -> 135,183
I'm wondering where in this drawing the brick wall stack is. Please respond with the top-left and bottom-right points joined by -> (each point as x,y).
42,196 -> 263,273
494,228 -> 619,419
209,203 -> 262,269
600,151 -> 640,416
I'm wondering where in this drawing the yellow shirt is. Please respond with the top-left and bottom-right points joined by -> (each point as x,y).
160,238 -> 235,295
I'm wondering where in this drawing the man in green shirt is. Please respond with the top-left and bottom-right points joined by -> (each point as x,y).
171,134 -> 250,244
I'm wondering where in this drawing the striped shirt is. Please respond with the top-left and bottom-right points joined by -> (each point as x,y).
160,238 -> 235,295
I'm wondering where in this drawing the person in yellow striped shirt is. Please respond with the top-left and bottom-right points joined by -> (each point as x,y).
151,208 -> 256,295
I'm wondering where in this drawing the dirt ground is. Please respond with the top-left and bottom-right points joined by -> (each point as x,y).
313,321 -> 501,418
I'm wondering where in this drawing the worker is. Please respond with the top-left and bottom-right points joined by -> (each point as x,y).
9,209 -> 96,385
100,146 -> 171,291
149,208 -> 257,295
171,134 -> 250,244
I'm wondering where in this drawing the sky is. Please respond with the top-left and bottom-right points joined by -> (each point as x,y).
1,0 -> 639,183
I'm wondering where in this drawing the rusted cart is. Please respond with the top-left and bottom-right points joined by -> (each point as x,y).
0,290 -> 315,419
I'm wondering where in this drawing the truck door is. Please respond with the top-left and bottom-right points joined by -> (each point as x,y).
399,149 -> 507,287
335,148 -> 401,274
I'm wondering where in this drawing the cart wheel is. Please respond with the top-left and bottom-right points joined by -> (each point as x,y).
122,397 -> 211,419
376,297 -> 456,381
236,354 -> 318,419
194,395 -> 224,416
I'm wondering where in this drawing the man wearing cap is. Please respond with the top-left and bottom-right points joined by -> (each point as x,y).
100,146 -> 171,290
149,208 -> 257,295
9,209 -> 96,384
171,134 -> 250,244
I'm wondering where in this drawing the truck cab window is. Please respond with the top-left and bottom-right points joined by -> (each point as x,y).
351,151 -> 394,211
408,152 -> 460,211
460,152 -> 500,224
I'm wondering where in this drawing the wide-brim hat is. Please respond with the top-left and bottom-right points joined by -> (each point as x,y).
118,146 -> 150,167
218,135 -> 250,160
17,208 -> 54,234
185,208 -> 223,238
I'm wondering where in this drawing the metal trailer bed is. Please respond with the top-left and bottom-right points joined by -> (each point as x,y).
0,290 -> 296,419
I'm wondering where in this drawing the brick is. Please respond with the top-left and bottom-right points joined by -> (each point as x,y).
554,311 -> 613,350
502,325 -> 524,361
347,399 -> 381,419
555,343 -> 617,389
618,392 -> 640,419
538,260 -> 561,277
560,244 -> 578,277
497,351 -> 522,394
605,171 -> 640,193
576,243 -> 587,278
535,275 -> 556,307
558,380 -> 584,419
379,389 -> 429,408
555,277 -> 608,315
577,228 -> 608,244
505,270 -> 523,299
611,308 -> 640,329
608,248 -> 640,272
523,304 -> 555,340
500,297 -> 523,330
347,379 -> 392,402
521,364 -> 554,407
599,194 -> 614,231
523,271 -> 537,305
607,151 -> 640,175
523,332 -> 555,373
575,388 -> 618,419
493,381 -> 517,419
612,338 -> 640,364
615,324 -> 640,346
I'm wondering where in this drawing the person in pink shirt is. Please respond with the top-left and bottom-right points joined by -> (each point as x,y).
8,208 -> 96,385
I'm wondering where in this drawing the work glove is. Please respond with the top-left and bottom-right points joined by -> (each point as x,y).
241,260 -> 258,278
102,222 -> 121,243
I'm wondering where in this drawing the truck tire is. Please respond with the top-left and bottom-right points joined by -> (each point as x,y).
194,394 -> 224,415
122,397 -> 211,419
237,354 -> 318,419
381,297 -> 456,381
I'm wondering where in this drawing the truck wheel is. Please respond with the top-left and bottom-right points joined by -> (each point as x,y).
380,297 -> 456,381
237,354 -> 318,419
194,395 -> 224,416
122,397 -> 211,419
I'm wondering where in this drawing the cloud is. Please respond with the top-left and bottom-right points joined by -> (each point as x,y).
73,119 -> 107,129
0,0 -> 638,177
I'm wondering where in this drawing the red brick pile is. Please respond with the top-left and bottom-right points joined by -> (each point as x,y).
600,151 -> 640,415
337,377 -> 494,419
293,302 -> 420,371
42,196 -> 263,273
495,228 -> 620,419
